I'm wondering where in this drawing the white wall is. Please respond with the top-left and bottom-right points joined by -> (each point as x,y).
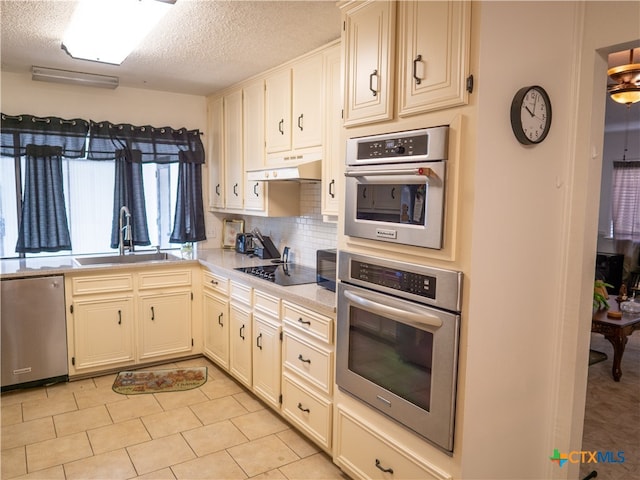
462,2 -> 639,479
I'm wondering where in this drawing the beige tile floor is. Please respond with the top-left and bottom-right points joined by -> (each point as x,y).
1,357 -> 349,480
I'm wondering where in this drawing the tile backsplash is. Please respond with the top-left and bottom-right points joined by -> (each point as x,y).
206,183 -> 337,268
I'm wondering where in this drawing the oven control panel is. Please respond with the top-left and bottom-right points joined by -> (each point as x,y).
357,135 -> 429,159
351,260 -> 436,299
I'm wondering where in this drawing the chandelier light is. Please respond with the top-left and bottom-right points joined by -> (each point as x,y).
607,48 -> 640,105
61,0 -> 175,65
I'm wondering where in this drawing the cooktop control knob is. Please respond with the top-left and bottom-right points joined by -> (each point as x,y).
394,145 -> 405,154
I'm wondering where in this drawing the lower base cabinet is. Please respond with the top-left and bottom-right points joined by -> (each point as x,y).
335,406 -> 453,480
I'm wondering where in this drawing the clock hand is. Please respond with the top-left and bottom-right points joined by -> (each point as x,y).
525,105 -> 535,117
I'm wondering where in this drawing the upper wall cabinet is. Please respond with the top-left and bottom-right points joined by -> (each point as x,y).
243,79 -> 266,212
207,97 -> 225,209
223,89 -> 244,210
341,0 -> 471,127
265,52 -> 325,165
341,0 -> 396,127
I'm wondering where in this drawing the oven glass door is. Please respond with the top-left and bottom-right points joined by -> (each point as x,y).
337,281 -> 460,451
344,161 -> 445,249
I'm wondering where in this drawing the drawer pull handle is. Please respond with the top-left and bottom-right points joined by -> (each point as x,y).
297,113 -> 304,131
256,333 -> 263,350
210,279 -> 218,285
297,402 -> 310,413
375,459 -> 394,474
412,54 -> 422,85
118,310 -> 122,325
151,306 -> 155,321
329,179 -> 335,198
369,69 -> 378,97
297,317 -> 311,326
278,118 -> 284,135
240,324 -> 245,340
218,313 -> 224,326
297,354 -> 311,364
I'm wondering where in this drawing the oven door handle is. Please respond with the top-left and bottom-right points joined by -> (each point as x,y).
344,167 -> 433,178
343,289 -> 443,328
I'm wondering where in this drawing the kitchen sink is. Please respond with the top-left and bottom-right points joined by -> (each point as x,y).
73,252 -> 179,266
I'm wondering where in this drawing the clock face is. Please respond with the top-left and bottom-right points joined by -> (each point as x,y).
511,86 -> 552,145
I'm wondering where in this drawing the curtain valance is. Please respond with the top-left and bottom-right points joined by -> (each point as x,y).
0,113 -> 205,164
1,114 -> 89,159
88,121 -> 204,164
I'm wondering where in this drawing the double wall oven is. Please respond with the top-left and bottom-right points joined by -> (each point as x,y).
337,126 -> 462,454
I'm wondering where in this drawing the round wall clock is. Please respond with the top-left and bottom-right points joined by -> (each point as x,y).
510,85 -> 552,145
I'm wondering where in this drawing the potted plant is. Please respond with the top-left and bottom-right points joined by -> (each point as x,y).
593,279 -> 613,311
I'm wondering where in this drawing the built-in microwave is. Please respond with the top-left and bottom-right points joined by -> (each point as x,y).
344,126 -> 448,249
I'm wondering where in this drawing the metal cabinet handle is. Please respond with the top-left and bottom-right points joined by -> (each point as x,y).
215,184 -> 220,196
391,187 -> 395,199
297,354 -> 311,364
297,402 -> 310,413
412,54 -> 422,85
210,279 -> 218,286
118,310 -> 122,325
329,179 -> 335,199
297,317 -> 311,326
278,118 -> 284,135
151,306 -> 155,321
233,183 -> 238,196
218,313 -> 224,326
362,187 -> 367,199
240,324 -> 245,340
369,69 -> 378,97
253,182 -> 259,197
256,333 -> 263,350
297,113 -> 304,131
375,459 -> 394,474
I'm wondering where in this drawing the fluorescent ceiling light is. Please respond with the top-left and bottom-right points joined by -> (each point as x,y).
61,0 -> 174,65
32,66 -> 119,89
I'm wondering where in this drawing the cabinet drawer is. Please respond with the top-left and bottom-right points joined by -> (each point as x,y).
71,274 -> 133,295
254,289 -> 280,317
282,372 -> 332,451
138,269 -> 192,290
230,281 -> 252,305
202,270 -> 229,296
282,301 -> 333,343
283,332 -> 332,395
336,407 -> 452,480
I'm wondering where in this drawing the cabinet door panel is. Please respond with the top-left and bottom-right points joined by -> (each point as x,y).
265,69 -> 292,154
229,302 -> 252,388
343,0 -> 395,126
73,296 -> 135,370
252,314 -> 282,409
203,291 -> 230,369
292,55 -> 324,150
398,1 -> 471,115
224,90 -> 244,209
208,97 -> 225,208
139,291 -> 192,361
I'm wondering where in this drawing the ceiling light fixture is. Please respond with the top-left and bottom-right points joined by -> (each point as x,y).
607,48 -> 640,105
61,0 -> 175,65
32,66 -> 119,89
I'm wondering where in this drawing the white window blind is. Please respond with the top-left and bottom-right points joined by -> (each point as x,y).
612,161 -> 640,242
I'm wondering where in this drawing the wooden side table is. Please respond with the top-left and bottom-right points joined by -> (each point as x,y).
591,308 -> 640,381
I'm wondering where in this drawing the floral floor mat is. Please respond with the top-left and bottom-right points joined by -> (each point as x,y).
112,366 -> 207,395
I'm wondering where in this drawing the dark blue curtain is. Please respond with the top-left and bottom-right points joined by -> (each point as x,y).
110,150 -> 151,249
170,158 -> 206,243
15,145 -> 72,253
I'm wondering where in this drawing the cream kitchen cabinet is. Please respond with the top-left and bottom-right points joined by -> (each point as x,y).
66,266 -> 195,377
341,0 -> 396,127
252,290 -> 282,410
322,44 -> 342,217
281,300 -> 334,452
397,1 -> 471,116
229,281 -> 253,388
335,405 -> 452,480
207,96 -> 225,209
202,270 -> 230,369
224,89 -> 244,210
265,51 -> 324,164
242,79 -> 266,212
341,0 -> 471,127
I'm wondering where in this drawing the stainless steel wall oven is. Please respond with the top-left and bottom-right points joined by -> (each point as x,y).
344,126 -> 448,249
336,251 -> 462,453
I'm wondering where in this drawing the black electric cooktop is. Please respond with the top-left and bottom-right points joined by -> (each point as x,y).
234,263 -> 317,286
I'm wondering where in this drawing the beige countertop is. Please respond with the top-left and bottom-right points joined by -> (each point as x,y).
0,248 -> 336,316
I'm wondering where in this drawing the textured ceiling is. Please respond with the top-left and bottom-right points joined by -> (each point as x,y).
0,0 -> 342,96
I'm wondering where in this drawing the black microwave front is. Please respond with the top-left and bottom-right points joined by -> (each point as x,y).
344,126 -> 448,250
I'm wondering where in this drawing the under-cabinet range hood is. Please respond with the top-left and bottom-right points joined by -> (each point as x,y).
246,159 -> 322,182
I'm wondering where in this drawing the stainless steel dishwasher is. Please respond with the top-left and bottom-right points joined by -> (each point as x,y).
1,275 -> 68,390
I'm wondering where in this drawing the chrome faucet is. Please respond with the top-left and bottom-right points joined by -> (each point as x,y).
118,206 -> 134,255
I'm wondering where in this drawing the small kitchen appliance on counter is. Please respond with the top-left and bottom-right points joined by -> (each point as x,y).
235,233 -> 254,254
316,248 -> 337,292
